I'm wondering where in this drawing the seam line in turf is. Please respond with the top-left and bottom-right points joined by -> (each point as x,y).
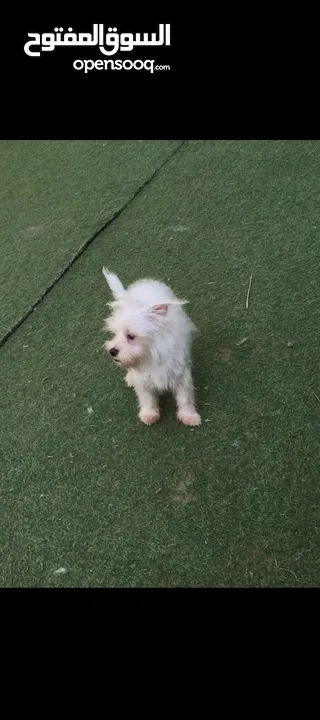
0,140 -> 186,348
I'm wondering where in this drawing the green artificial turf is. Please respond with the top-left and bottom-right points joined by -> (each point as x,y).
1,139 -> 320,587
0,140 -> 180,339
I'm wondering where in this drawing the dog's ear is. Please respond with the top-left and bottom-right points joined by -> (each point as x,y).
150,300 -> 189,317
151,304 -> 169,316
102,267 -> 126,300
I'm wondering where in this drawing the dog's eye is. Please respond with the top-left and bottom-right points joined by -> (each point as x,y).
126,333 -> 135,341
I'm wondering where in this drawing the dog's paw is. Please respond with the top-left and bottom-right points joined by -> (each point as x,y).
177,408 -> 202,427
139,408 -> 161,425
125,371 -> 134,387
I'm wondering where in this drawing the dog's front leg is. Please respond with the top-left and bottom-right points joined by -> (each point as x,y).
133,382 -> 160,426
174,367 -> 201,427
125,370 -> 135,387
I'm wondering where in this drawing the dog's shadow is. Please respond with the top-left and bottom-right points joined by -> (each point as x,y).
187,319 -> 259,416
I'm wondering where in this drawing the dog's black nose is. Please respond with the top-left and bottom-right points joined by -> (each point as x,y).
110,347 -> 119,357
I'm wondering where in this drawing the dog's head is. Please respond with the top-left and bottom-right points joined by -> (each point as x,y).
102,268 -> 186,368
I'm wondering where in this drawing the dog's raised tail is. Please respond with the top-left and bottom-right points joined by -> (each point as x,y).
102,267 -> 126,300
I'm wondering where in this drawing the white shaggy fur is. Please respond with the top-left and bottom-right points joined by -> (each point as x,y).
102,267 -> 201,426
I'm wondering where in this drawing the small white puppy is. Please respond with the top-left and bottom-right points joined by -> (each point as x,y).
102,267 -> 201,427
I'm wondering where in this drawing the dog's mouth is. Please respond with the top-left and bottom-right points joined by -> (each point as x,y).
113,357 -> 132,369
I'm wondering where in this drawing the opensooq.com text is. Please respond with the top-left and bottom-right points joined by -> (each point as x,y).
73,58 -> 170,73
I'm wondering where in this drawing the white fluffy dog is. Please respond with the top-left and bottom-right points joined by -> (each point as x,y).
102,268 -> 201,427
